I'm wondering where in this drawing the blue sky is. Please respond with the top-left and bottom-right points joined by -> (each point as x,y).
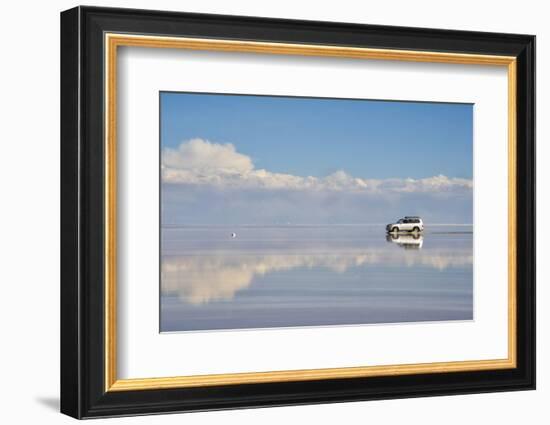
160,92 -> 473,225
160,92 -> 473,180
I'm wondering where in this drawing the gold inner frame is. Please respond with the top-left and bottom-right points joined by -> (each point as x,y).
104,33 -> 517,392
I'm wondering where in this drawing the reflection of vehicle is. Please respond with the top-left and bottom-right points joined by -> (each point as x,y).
386,216 -> 424,233
386,233 -> 424,249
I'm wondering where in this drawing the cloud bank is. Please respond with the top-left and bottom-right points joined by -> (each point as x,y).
162,139 -> 473,194
161,139 -> 473,225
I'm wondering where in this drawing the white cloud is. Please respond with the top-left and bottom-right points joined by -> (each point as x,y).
162,138 -> 253,175
162,139 -> 472,193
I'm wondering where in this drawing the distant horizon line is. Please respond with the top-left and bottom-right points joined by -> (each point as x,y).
161,223 -> 474,228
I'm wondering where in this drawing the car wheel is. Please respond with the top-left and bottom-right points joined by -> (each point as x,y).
412,227 -> 420,232
392,227 -> 399,233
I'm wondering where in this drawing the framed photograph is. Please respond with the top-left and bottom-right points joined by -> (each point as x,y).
60,6 -> 535,419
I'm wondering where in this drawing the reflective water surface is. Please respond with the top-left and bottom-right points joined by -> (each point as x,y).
160,225 -> 473,332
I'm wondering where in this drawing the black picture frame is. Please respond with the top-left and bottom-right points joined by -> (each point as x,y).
61,5 -> 535,419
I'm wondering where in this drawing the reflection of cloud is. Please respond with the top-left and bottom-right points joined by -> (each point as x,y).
161,249 -> 472,305
162,254 -> 365,305
162,256 -> 256,305
418,255 -> 472,270
162,139 -> 472,194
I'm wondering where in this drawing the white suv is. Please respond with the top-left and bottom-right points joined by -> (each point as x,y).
386,216 -> 424,233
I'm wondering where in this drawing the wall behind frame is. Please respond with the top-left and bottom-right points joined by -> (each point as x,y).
0,1 -> 543,424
